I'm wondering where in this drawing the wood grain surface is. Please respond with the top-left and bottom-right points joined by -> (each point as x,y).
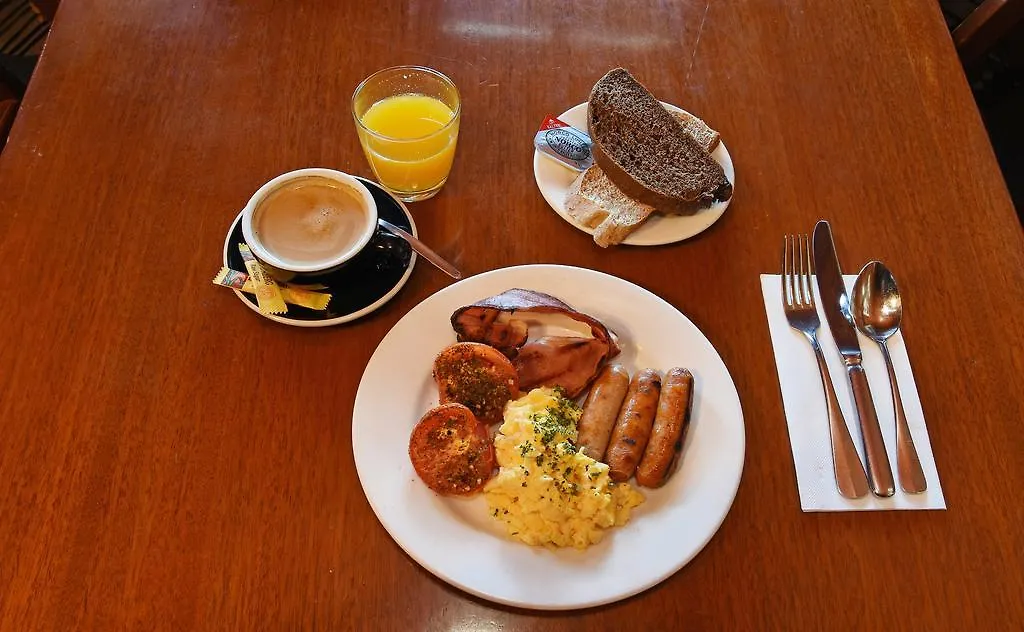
1,1 -> 1022,630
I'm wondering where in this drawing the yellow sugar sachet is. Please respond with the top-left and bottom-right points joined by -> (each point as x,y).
237,245 -> 287,315
212,267 -> 247,289
212,267 -> 331,311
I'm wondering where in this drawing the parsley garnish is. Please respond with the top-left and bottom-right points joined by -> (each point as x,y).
532,393 -> 581,445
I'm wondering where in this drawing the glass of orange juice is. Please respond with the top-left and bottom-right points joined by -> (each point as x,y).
351,66 -> 461,202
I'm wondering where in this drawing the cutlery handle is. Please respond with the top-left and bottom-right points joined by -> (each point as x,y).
810,337 -> 869,499
378,219 -> 462,280
880,343 -> 927,493
848,364 -> 895,497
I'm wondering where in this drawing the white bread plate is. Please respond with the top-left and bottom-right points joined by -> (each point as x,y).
533,102 -> 735,246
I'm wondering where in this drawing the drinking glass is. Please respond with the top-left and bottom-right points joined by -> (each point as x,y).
351,66 -> 461,202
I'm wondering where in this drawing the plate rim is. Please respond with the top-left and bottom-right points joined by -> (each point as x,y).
351,263 -> 746,609
220,177 -> 418,327
532,101 -> 735,246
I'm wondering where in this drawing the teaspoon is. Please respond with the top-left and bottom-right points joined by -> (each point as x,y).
851,261 -> 927,494
379,218 -> 462,280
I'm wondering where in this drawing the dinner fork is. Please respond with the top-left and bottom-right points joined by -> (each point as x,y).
782,235 -> 869,500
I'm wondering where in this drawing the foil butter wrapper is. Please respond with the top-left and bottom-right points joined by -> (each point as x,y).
534,115 -> 594,171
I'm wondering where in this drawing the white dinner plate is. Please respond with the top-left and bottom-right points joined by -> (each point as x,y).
352,265 -> 745,610
532,102 -> 736,246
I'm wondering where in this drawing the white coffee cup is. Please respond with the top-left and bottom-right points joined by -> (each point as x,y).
241,168 -> 378,274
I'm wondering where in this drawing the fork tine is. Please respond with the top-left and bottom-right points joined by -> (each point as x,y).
782,236 -> 790,305
782,235 -> 792,306
796,234 -> 806,305
801,234 -> 814,307
791,234 -> 799,305
794,234 -> 802,306
798,235 -> 806,307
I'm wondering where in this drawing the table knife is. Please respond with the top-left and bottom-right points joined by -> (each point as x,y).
812,220 -> 895,497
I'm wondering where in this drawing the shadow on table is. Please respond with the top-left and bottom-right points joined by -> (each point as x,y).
941,0 -> 1024,219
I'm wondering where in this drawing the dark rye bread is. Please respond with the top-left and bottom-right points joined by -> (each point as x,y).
587,68 -> 733,214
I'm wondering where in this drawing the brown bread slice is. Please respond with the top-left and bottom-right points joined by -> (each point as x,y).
564,108 -> 722,246
587,68 -> 732,214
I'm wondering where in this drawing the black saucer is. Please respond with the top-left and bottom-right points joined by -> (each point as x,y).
222,177 -> 416,326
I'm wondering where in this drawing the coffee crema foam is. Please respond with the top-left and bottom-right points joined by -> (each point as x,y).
253,176 -> 370,267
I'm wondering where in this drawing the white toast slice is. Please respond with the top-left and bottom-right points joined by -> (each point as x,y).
566,166 -> 655,247
671,110 -> 720,153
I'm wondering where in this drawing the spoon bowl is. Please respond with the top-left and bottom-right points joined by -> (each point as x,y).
852,262 -> 902,341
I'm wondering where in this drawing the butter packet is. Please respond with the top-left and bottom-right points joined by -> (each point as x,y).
237,245 -> 288,315
212,267 -> 248,290
534,115 -> 593,171
212,267 -> 331,311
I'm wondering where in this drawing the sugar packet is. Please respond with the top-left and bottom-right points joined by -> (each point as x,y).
212,267 -> 331,311
237,245 -> 288,315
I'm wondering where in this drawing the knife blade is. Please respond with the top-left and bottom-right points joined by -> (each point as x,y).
812,220 -> 895,497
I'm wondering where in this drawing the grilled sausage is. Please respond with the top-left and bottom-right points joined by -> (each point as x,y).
577,364 -> 630,461
636,368 -> 694,488
606,369 -> 661,482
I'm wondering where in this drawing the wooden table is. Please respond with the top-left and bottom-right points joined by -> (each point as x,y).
1,1 -> 1022,629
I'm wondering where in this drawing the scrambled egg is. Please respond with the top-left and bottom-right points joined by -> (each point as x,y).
484,387 -> 644,549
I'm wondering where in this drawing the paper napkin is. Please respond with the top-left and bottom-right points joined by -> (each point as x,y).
760,274 -> 946,512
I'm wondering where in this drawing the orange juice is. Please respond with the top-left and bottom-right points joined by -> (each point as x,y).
358,94 -> 459,195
